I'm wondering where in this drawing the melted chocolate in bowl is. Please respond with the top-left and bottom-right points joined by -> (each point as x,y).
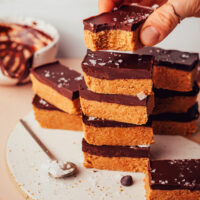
0,23 -> 53,83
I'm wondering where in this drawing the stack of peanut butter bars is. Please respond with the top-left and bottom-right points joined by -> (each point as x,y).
30,61 -> 83,131
81,4 -> 155,172
28,4 -> 200,200
136,47 -> 199,135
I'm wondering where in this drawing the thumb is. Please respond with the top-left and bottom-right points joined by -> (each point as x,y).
140,0 -> 200,46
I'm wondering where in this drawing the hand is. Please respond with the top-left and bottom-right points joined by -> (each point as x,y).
98,0 -> 200,46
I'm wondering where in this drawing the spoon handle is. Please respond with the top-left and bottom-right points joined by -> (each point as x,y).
20,119 -> 57,161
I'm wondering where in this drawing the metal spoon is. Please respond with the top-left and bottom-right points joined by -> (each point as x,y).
20,119 -> 77,179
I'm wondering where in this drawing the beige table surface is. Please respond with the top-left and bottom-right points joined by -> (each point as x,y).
1,58 -> 200,200
0,59 -> 81,200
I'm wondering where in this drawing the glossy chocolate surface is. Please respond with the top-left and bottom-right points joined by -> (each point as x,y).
32,95 -> 63,112
150,103 -> 199,122
31,61 -> 83,100
82,139 -> 150,158
154,82 -> 199,98
136,47 -> 199,71
82,49 -> 153,80
80,82 -> 152,106
83,5 -> 153,33
82,114 -> 151,127
149,159 -> 200,190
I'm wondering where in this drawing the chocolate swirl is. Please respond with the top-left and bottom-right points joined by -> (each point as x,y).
0,23 -> 53,83
0,41 -> 34,82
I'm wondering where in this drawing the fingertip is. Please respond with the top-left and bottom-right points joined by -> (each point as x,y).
140,26 -> 161,46
98,0 -> 114,13
140,3 -> 179,46
98,0 -> 122,13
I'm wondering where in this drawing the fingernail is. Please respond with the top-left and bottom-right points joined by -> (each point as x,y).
141,26 -> 160,46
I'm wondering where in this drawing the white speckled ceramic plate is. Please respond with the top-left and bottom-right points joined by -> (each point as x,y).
6,112 -> 200,200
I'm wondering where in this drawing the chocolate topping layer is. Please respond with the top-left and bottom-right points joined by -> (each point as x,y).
82,49 -> 153,80
83,5 -> 153,33
82,114 -> 151,127
80,82 -> 153,106
136,47 -> 199,71
32,95 -> 63,112
82,139 -> 150,158
154,82 -> 199,98
31,61 -> 83,100
149,159 -> 200,190
150,103 -> 199,122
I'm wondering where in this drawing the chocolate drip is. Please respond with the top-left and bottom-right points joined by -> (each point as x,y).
82,139 -> 150,158
0,23 -> 53,83
18,24 -> 53,48
0,23 -> 53,51
0,25 -> 12,38
197,61 -> 200,81
0,25 -> 12,32
0,41 -> 34,82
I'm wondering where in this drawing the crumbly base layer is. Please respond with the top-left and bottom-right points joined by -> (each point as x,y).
145,173 -> 200,200
83,72 -> 153,96
153,96 -> 197,114
84,29 -> 143,51
31,74 -> 80,114
152,120 -> 198,136
80,97 -> 153,125
83,123 -> 154,146
153,66 -> 197,92
83,152 -> 149,172
33,106 -> 82,131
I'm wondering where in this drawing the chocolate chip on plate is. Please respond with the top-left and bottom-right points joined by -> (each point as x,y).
120,175 -> 133,186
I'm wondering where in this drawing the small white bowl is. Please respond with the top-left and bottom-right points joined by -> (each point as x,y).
0,16 -> 59,85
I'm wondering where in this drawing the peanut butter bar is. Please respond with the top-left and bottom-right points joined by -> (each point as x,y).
145,159 -> 200,200
136,47 -> 199,92
153,82 -> 199,114
82,139 -> 150,172
32,95 -> 82,131
83,5 -> 153,51
31,61 -> 83,114
80,82 -> 154,125
82,114 -> 154,146
82,49 -> 153,95
150,103 -> 199,136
